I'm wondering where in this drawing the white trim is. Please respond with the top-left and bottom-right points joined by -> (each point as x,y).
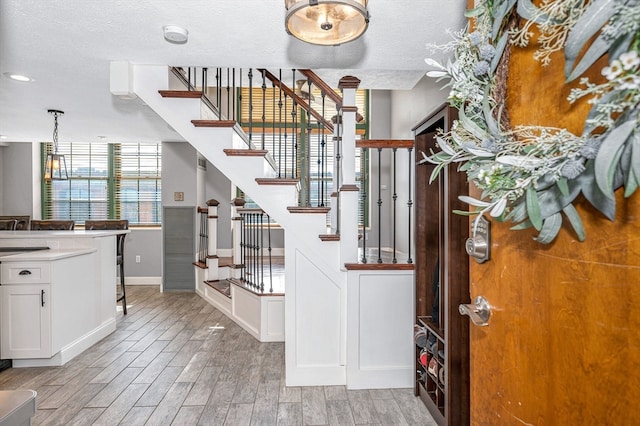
12,318 -> 116,368
125,276 -> 162,286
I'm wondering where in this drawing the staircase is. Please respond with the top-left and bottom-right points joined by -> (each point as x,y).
130,65 -> 414,389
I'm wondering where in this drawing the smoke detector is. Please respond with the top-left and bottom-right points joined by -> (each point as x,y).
163,25 -> 189,44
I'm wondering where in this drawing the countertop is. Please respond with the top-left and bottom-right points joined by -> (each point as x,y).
0,248 -> 96,261
0,230 -> 129,239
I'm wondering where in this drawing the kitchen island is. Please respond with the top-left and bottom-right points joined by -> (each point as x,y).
0,230 -> 128,367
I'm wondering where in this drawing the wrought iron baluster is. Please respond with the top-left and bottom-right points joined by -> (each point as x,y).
227,68 -> 230,120
320,91 -> 326,207
392,147 -> 398,264
377,147 -> 383,264
261,70 -> 267,151
248,69 -> 253,148
267,214 -> 273,293
292,70 -> 298,181
335,111 -> 342,235
259,212 -> 264,293
278,69 -> 283,178
361,149 -> 368,264
240,213 -> 245,281
407,147 -> 413,264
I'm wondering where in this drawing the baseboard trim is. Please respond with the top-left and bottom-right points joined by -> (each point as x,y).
125,277 -> 162,285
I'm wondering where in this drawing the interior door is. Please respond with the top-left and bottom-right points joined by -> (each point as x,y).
468,39 -> 640,424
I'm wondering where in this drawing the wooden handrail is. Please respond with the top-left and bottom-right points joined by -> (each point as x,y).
257,69 -> 334,133
298,69 -> 342,109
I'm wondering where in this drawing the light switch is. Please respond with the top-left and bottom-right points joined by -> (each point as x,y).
174,191 -> 184,201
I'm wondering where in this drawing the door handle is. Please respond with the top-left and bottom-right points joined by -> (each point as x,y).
459,296 -> 491,326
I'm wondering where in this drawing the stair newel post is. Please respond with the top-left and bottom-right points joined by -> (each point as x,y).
337,75 -> 361,266
206,199 -> 219,281
231,198 -> 245,280
306,77 -> 312,207
330,112 -> 341,235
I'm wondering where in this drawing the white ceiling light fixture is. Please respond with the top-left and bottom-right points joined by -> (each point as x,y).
284,0 -> 369,46
163,25 -> 189,44
3,72 -> 34,82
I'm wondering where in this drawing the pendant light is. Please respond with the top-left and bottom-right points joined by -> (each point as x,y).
44,109 -> 68,181
284,0 -> 370,46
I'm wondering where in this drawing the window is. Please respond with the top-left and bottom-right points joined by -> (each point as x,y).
42,142 -> 162,225
238,83 -> 369,226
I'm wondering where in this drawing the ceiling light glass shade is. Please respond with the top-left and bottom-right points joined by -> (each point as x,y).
44,153 -> 68,181
285,0 -> 369,46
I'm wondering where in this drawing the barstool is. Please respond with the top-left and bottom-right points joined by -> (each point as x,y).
0,219 -> 17,230
84,220 -> 129,314
30,220 -> 75,230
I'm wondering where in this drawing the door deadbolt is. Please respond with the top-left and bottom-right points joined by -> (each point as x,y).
465,215 -> 490,263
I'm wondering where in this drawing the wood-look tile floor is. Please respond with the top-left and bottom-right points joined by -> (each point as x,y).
0,286 -> 437,425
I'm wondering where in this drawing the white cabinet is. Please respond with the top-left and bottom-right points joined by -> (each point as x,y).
0,284 -> 52,359
0,261 -> 52,359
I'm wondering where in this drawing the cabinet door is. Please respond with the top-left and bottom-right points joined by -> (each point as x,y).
0,285 -> 52,359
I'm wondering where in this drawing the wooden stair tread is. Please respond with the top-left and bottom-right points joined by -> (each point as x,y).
204,279 -> 231,298
256,178 -> 300,185
223,149 -> 268,157
344,263 -> 415,271
319,234 -> 340,242
192,119 -> 236,128
158,90 -> 203,98
287,206 -> 331,214
356,139 -> 414,149
228,278 -> 285,297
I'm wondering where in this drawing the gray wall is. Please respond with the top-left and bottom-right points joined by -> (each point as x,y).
0,142 -> 36,217
391,75 -> 449,257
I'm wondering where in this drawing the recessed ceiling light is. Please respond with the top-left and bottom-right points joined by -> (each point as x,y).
97,136 -> 107,140
163,25 -> 189,44
0,135 -> 7,139
3,72 -> 34,82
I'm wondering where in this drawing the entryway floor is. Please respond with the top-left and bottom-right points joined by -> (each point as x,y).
0,286 -> 436,425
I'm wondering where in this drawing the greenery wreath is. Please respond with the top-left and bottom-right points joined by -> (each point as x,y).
422,0 -> 640,243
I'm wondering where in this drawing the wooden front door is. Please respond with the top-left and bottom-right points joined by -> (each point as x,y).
468,39 -> 640,425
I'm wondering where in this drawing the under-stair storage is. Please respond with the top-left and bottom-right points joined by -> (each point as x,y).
413,104 -> 470,425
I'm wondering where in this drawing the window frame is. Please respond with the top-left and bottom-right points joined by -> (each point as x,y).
41,142 -> 162,227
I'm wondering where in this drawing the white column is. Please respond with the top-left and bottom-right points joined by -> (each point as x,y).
338,76 -> 361,266
230,198 -> 245,279
206,199 -> 219,281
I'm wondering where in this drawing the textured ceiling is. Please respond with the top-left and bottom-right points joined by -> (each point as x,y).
0,0 -> 466,143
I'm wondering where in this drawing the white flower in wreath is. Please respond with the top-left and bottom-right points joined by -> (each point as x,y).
619,50 -> 640,71
619,75 -> 640,90
602,61 -> 624,81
